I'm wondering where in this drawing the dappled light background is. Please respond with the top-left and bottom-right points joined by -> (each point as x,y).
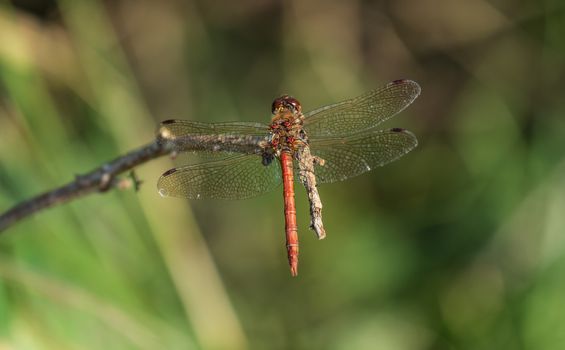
1,0 -> 565,349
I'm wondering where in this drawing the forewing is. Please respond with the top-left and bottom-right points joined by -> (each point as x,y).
303,80 -> 420,137
158,155 -> 282,200
308,128 -> 418,183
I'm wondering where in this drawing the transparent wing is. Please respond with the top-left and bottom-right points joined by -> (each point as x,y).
158,154 -> 282,200
158,119 -> 269,138
303,80 -> 421,137
308,128 -> 418,183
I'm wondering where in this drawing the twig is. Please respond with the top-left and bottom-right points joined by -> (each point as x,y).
0,132 -> 267,233
0,140 -> 168,232
296,145 -> 326,240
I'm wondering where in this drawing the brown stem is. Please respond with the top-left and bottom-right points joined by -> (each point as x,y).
295,145 -> 326,240
0,133 -> 267,233
0,140 -> 168,232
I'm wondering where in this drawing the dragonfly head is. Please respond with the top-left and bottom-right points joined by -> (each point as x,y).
272,95 -> 302,115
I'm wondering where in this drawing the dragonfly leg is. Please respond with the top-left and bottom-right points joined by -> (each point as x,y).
313,155 -> 325,166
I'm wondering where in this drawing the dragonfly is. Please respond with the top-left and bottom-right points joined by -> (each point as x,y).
157,79 -> 421,276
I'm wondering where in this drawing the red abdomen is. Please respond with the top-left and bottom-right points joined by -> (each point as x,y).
280,151 -> 298,276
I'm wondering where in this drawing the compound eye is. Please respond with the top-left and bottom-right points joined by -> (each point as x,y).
285,96 -> 302,113
271,96 -> 287,114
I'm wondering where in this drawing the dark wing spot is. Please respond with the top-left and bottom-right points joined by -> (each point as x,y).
391,127 -> 405,132
391,79 -> 408,85
162,168 -> 178,177
161,119 -> 176,125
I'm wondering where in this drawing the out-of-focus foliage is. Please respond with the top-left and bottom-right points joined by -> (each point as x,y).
1,0 -> 565,349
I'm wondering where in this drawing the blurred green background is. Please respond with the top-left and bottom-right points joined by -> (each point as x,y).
1,0 -> 565,349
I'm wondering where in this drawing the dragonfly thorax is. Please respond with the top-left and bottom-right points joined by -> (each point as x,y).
269,97 -> 307,156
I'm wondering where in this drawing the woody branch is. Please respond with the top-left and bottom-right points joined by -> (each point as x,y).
0,132 -> 269,233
